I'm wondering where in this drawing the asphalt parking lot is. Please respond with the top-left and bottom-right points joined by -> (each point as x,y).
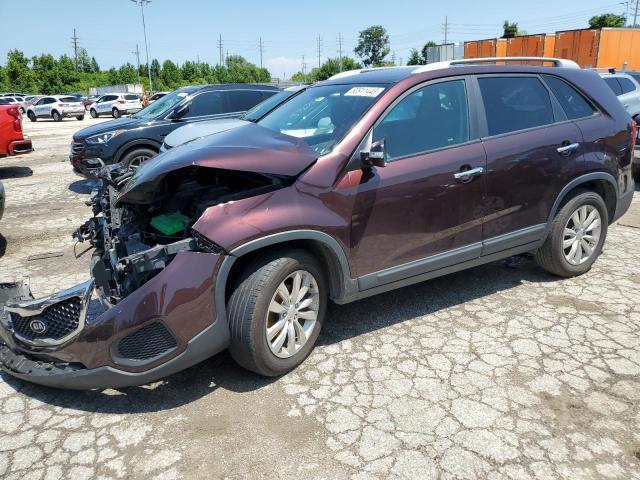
0,118 -> 639,480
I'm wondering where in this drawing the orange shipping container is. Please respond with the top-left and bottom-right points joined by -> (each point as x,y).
554,28 -> 640,69
506,34 -> 555,57
464,38 -> 506,59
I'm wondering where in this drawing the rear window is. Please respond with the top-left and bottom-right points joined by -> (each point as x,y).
619,77 -> 636,94
228,90 -> 267,112
124,94 -> 139,100
59,97 -> 80,103
542,75 -> 595,120
604,77 -> 623,96
478,76 -> 555,136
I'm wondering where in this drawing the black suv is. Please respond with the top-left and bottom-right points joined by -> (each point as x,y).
69,84 -> 280,176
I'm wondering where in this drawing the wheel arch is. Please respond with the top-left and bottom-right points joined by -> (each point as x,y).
215,231 -> 357,327
114,139 -> 161,163
547,172 -> 618,229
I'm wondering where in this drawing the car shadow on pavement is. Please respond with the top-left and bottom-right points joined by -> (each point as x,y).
69,179 -> 99,194
0,255 -> 557,412
0,234 -> 6,258
0,166 -> 33,179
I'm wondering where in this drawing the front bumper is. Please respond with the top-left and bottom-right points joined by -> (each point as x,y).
0,251 -> 230,389
69,140 -> 110,178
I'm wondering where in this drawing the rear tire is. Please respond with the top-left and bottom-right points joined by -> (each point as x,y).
90,109 -> 98,118
112,108 -> 120,118
120,147 -> 156,170
535,191 -> 608,278
227,249 -> 327,377
52,110 -> 61,122
76,115 -> 84,121
27,111 -> 37,122
633,164 -> 640,183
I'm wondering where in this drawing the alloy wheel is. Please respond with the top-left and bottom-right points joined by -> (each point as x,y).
265,270 -> 320,359
563,205 -> 601,265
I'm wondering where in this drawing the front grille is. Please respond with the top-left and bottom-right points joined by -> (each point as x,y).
116,322 -> 177,361
192,230 -> 225,254
71,140 -> 85,156
11,297 -> 82,341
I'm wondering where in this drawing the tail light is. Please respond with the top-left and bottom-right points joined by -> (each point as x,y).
118,99 -> 126,104
632,120 -> 638,146
7,106 -> 22,132
58,103 -> 64,107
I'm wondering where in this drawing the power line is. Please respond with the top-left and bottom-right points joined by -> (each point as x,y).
130,0 -> 153,91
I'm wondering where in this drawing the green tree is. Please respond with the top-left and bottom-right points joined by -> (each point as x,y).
354,25 -> 390,67
57,54 -> 80,90
589,13 -> 625,28
77,48 -> 92,73
32,54 -> 61,93
502,20 -> 519,38
6,50 -> 38,93
118,62 -> 139,83
90,57 -> 100,73
160,60 -> 182,89
150,59 -> 161,84
407,49 -> 422,66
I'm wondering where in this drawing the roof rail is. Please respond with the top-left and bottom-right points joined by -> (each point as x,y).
328,66 -> 408,80
412,57 -> 580,72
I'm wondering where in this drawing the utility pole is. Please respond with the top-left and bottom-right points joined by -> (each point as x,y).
337,33 -> 343,72
634,0 -> 639,27
130,0 -> 153,91
218,34 -> 224,66
317,34 -> 322,68
443,16 -> 449,45
301,55 -> 307,81
132,44 -> 141,72
71,28 -> 79,69
258,37 -> 264,69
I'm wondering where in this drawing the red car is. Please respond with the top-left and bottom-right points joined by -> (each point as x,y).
0,102 -> 33,157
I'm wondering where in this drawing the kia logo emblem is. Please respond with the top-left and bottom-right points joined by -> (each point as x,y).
29,319 -> 47,334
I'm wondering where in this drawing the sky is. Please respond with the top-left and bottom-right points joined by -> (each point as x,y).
0,0 -> 627,79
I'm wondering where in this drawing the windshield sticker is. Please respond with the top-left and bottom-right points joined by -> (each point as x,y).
344,87 -> 384,97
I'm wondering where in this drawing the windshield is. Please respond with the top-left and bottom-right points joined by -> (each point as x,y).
134,87 -> 198,119
258,84 -> 386,155
243,89 -> 300,122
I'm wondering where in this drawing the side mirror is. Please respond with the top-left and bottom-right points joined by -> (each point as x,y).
172,104 -> 189,120
360,139 -> 387,168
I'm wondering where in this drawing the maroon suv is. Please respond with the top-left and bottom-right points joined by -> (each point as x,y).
0,60 -> 634,389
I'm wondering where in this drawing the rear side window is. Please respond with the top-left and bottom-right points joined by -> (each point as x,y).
619,77 -> 636,94
478,76 -> 554,136
184,91 -> 225,117
542,75 -> 595,120
124,94 -> 139,100
228,90 -> 266,112
604,78 -> 623,96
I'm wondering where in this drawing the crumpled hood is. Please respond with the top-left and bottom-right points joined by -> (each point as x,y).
164,118 -> 247,148
74,117 -> 147,138
118,122 -> 318,203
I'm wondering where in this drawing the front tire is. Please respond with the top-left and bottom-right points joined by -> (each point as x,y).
227,249 -> 327,376
52,110 -> 61,122
90,109 -> 98,118
535,191 -> 608,278
112,108 -> 120,118
27,111 -> 37,122
120,147 -> 156,170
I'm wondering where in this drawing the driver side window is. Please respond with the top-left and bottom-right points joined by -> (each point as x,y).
373,80 -> 470,161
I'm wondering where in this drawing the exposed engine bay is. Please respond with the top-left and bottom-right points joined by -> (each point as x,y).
74,163 -> 291,305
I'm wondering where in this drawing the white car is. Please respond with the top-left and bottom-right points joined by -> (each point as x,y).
599,71 -> 640,118
89,93 -> 143,119
26,95 -> 85,122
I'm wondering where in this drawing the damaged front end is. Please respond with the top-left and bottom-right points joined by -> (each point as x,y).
74,162 -> 291,306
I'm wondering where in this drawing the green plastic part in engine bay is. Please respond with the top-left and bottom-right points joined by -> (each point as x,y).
150,212 -> 189,236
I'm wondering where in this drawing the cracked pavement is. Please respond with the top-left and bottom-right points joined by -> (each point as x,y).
1,119 -> 640,479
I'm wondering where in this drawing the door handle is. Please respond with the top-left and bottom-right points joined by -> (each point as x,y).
454,167 -> 484,181
557,142 -> 580,155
